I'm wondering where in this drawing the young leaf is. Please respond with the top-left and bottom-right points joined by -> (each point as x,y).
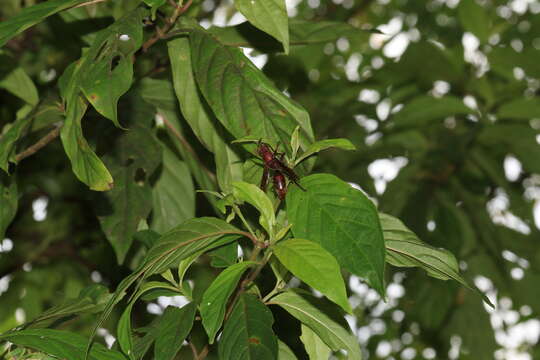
380,213 -> 494,307
234,0 -> 289,53
300,324 -> 331,360
233,181 -> 276,237
0,329 -> 125,360
219,293 -> 278,360
200,261 -> 257,343
167,37 -> 242,192
189,27 -> 314,156
286,173 -> 386,297
151,145 -> 195,233
294,138 -> 356,166
154,303 -> 197,360
0,0 -> 88,47
269,291 -> 361,360
273,238 -> 351,313
87,217 -> 244,356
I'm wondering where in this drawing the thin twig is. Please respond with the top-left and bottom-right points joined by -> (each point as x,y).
188,342 -> 199,360
142,0 -> 193,52
15,125 -> 62,163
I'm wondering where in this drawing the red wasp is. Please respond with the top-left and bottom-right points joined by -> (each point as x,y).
257,140 -> 305,199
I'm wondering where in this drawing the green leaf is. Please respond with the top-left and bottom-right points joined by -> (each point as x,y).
219,293 -> 278,360
0,105 -> 35,172
287,173 -> 386,296
58,9 -> 147,190
0,0 -> 87,47
380,213 -> 493,307
273,238 -> 351,313
209,242 -> 239,268
391,95 -> 473,128
59,94 -> 113,191
269,291 -> 361,360
142,0 -> 166,19
79,9 -> 145,127
294,138 -> 355,166
189,27 -> 314,156
168,37 -> 242,192
88,217 -> 244,356
94,97 -> 162,263
233,181 -> 275,237
497,97 -> 540,120
151,145 -> 195,233
201,261 -> 256,343
154,303 -> 197,360
22,284 -> 111,329
117,281 -> 179,358
0,329 -> 126,360
234,0 -> 289,53
300,324 -> 331,360
0,63 -> 39,105
458,0 -> 490,43
278,340 -> 297,360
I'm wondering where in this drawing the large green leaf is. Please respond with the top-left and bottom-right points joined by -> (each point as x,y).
154,303 -> 197,360
0,329 -> 126,360
168,37 -> 242,192
286,173 -> 386,296
0,173 -> 17,241
234,0 -> 289,53
391,95 -> 473,128
189,27 -> 314,155
300,324 -> 331,360
273,238 -> 351,313
0,0 -> 87,47
233,181 -> 276,237
269,291 -> 361,360
87,217 -> 244,355
219,293 -> 278,360
94,97 -> 162,263
200,261 -> 256,343
380,213 -> 493,306
151,145 -> 195,233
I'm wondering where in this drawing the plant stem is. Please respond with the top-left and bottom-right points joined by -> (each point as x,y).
15,125 -> 62,163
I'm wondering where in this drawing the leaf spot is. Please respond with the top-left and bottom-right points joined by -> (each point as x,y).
248,337 -> 260,344
89,94 -> 98,101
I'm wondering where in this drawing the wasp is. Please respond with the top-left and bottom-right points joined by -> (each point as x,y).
257,140 -> 305,199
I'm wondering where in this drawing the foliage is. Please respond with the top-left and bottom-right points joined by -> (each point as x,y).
0,0 -> 538,359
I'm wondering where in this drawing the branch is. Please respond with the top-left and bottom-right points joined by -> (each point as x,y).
15,125 -> 62,163
142,0 -> 193,52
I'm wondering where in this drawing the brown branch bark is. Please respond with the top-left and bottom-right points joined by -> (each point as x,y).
15,125 -> 62,163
